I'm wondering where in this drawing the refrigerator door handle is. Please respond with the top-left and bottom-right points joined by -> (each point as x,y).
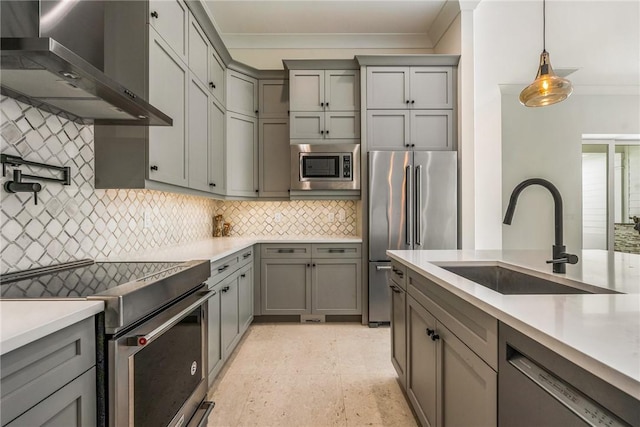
415,164 -> 422,246
405,164 -> 413,246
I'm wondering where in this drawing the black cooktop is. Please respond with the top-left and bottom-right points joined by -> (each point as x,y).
0,260 -> 183,299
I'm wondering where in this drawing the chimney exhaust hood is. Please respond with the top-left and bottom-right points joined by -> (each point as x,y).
1,1 -> 172,126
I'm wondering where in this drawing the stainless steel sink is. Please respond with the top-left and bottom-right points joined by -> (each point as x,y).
440,265 -> 617,295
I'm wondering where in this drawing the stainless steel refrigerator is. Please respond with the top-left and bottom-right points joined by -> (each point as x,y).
368,151 -> 457,325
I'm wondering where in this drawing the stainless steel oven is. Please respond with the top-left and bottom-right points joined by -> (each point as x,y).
290,144 -> 360,190
110,288 -> 215,427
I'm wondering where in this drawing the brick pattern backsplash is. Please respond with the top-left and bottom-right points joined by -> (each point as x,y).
0,96 -> 358,274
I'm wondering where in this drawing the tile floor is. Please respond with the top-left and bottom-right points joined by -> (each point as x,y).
206,323 -> 418,427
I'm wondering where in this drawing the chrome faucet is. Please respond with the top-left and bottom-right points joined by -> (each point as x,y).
503,178 -> 578,274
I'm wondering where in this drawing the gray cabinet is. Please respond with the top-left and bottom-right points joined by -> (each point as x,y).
226,70 -> 258,118
187,13 -> 209,86
259,118 -> 290,198
148,27 -> 188,186
148,0 -> 188,62
208,99 -> 225,194
208,48 -> 225,105
258,80 -> 289,119
367,109 -> 452,151
390,280 -> 407,388
366,67 -> 453,110
289,68 -> 360,144
226,112 -> 258,197
261,258 -> 312,315
188,74 -> 210,192
402,268 -> 498,427
207,247 -> 254,384
260,243 -> 362,316
1,317 -> 96,426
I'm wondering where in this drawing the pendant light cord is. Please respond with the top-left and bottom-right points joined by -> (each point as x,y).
543,0 -> 546,51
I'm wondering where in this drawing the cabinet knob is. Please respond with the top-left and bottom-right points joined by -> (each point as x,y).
255,110 -> 259,114
312,263 -> 316,267
411,100 -> 415,104
209,82 -> 216,89
320,130 -> 324,134
325,102 -> 329,107
405,144 -> 410,147
406,100 -> 410,104
150,165 -> 158,171
150,11 -> 158,18
255,189 -> 259,193
240,274 -> 246,278
426,328 -> 435,336
320,102 -> 324,107
307,263 -> 311,267
325,130 -> 329,135
209,182 -> 216,187
431,333 -> 440,341
411,144 -> 415,147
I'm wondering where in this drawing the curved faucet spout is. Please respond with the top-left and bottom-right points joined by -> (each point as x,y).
503,178 -> 563,246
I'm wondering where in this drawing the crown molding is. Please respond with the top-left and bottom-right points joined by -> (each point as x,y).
220,33 -> 434,49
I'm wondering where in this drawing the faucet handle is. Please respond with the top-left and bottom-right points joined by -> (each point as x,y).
546,253 -> 579,265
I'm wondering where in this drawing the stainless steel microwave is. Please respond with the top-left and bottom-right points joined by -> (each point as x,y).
290,144 -> 361,191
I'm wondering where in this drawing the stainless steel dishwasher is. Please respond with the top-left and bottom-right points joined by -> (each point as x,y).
499,323 -> 638,427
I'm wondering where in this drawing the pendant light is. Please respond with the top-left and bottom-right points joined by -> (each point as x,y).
519,0 -> 573,107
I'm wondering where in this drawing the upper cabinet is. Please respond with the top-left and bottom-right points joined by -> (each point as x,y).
290,70 -> 359,112
227,70 -> 258,118
289,65 -> 360,145
367,67 -> 453,110
258,80 -> 289,119
148,0 -> 188,61
209,49 -> 226,105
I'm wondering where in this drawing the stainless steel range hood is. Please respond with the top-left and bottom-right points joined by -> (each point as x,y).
1,1 -> 172,126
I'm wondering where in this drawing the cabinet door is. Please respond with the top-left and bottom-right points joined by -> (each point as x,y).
6,368 -> 96,427
261,259 -> 311,315
148,0 -> 188,61
226,112 -> 258,197
290,112 -> 324,140
410,110 -> 453,151
207,284 -> 223,385
439,324 -> 497,427
409,67 -> 453,109
366,67 -> 410,109
226,70 -> 258,117
208,100 -> 225,194
290,70 -> 324,112
367,110 -> 410,150
208,49 -> 225,105
312,259 -> 361,315
188,15 -> 208,86
259,118 -> 290,198
188,75 -> 210,192
325,70 -> 359,111
238,264 -> 254,334
220,275 -> 239,358
325,111 -> 360,141
390,285 -> 407,388
407,296 -> 438,427
259,80 -> 289,118
148,29 -> 188,187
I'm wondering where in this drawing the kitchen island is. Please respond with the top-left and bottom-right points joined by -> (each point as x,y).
387,249 -> 640,405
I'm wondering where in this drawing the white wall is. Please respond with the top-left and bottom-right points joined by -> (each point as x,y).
472,0 -> 640,250
502,93 -> 640,250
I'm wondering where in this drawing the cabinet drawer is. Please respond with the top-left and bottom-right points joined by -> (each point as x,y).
237,247 -> 254,266
6,367 -> 96,427
261,244 -> 311,259
1,317 -> 96,425
407,270 -> 498,370
390,260 -> 407,290
311,243 -> 361,258
210,253 -> 240,282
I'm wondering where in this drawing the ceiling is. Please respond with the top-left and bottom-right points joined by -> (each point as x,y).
204,0 -> 454,49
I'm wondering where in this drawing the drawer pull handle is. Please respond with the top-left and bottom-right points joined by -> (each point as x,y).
426,328 -> 435,336
277,249 -> 295,253
217,265 -> 229,272
240,274 -> 246,278
377,265 -> 392,271
221,286 -> 230,293
150,11 -> 159,18
431,333 -> 440,342
389,284 -> 401,293
328,249 -> 345,253
242,252 -> 251,258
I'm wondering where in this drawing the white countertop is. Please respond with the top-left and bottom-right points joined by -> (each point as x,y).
0,300 -> 104,355
387,249 -> 640,400
103,236 -> 362,263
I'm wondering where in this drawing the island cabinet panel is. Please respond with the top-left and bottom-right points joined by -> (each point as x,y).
390,280 -> 407,388
0,317 -> 96,426
220,273 -> 240,358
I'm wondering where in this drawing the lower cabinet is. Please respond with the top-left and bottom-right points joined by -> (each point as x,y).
390,281 -> 407,388
207,247 -> 254,386
260,243 -> 362,316
404,293 -> 497,427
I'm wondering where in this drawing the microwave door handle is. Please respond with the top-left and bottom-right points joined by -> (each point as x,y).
405,164 -> 412,247
415,165 -> 422,246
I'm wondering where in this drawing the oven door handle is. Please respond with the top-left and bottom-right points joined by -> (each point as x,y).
126,291 -> 215,347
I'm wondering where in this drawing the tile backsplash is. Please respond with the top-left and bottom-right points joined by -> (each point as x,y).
0,96 -> 358,274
